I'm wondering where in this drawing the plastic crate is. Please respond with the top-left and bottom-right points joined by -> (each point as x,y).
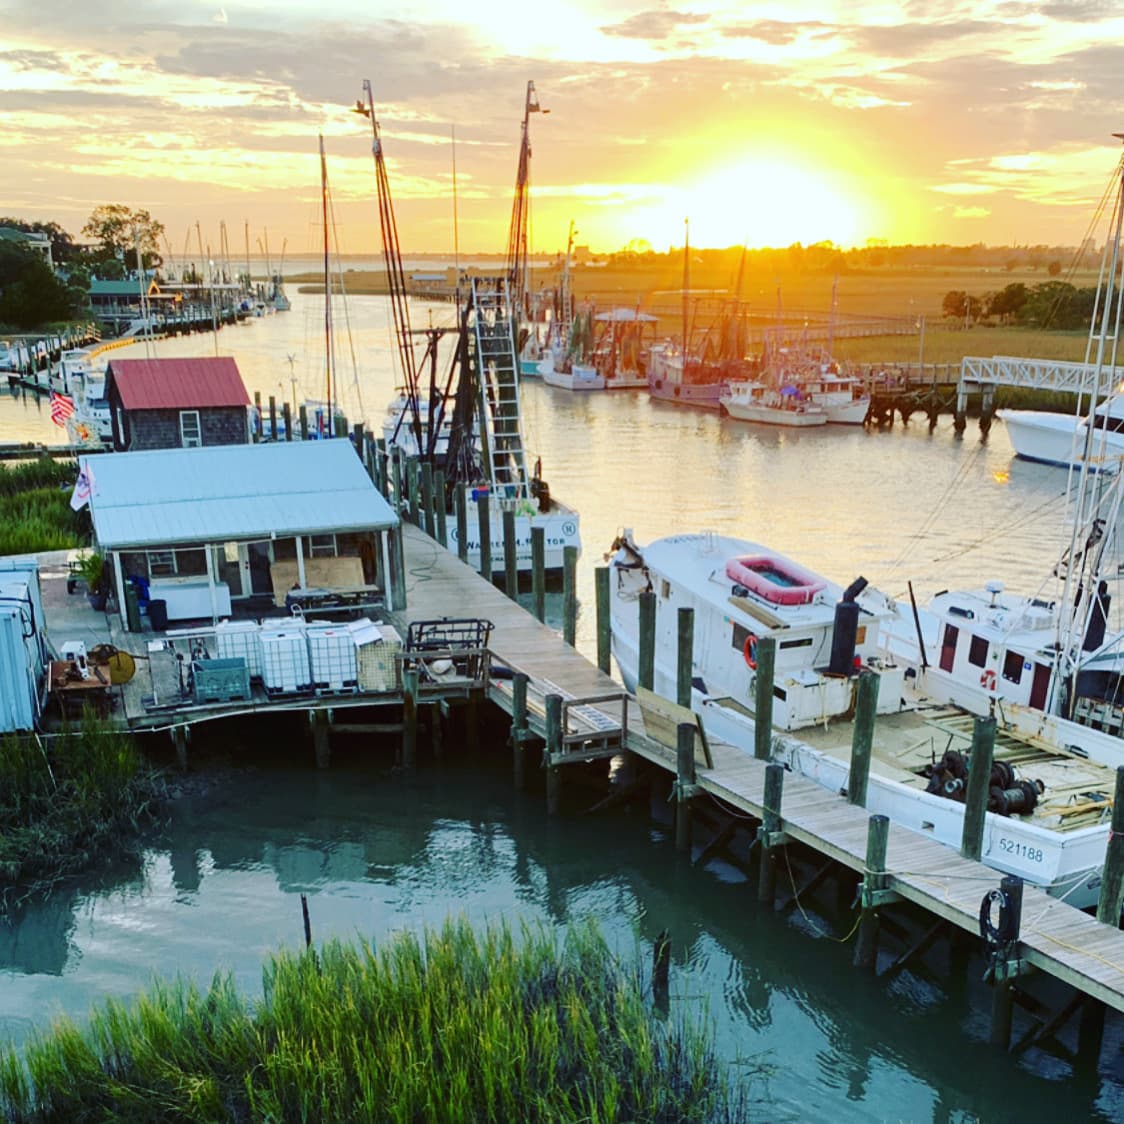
192,657 -> 251,703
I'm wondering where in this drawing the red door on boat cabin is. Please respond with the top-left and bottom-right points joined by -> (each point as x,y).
940,624 -> 958,673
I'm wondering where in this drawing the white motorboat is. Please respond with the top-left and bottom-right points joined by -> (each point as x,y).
799,365 -> 871,424
720,380 -> 828,426
1001,400 -> 1124,473
608,530 -> 1116,907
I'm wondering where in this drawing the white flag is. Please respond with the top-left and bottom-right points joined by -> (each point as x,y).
69,462 -> 96,511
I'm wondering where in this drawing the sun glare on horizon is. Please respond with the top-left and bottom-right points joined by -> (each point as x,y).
633,157 -> 867,250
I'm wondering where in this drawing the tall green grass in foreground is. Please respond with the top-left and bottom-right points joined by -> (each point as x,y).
0,457 -> 84,554
0,918 -> 750,1122
0,714 -> 165,900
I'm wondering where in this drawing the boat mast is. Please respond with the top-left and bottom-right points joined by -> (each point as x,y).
505,80 -> 544,323
354,80 -> 421,450
681,218 -> 689,355
320,134 -> 333,429
1054,134 -> 1124,709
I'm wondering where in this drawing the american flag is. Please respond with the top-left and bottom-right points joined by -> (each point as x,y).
50,391 -> 75,426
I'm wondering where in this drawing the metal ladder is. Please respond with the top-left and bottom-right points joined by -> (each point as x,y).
469,277 -> 529,500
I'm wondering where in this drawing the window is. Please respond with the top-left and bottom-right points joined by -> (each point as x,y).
1003,650 -> 1024,685
147,550 -> 176,576
968,635 -> 989,668
309,534 -> 338,558
180,410 -> 202,447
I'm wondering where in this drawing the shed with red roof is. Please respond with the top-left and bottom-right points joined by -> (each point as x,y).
105,356 -> 252,451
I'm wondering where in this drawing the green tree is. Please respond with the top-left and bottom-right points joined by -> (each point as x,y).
81,205 -> 165,271
1047,260 -> 1062,277
0,218 -> 78,264
0,246 -> 74,327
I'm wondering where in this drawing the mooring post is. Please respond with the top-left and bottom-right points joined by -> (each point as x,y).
677,607 -> 694,708
172,724 -> 188,770
282,402 -> 292,442
854,814 -> 890,971
962,715 -> 997,862
1096,765 -> 1124,926
477,490 -> 492,582
433,469 -> 448,548
531,525 -> 546,622
848,670 -> 881,806
595,566 -> 611,674
455,483 -> 469,563
652,929 -> 671,1016
389,527 -> 407,611
753,635 -> 776,761
253,391 -> 262,441
638,589 -> 656,691
406,457 -> 420,527
375,438 -> 389,499
511,671 -> 530,790
311,709 -> 330,769
402,667 -> 419,769
989,874 -> 1024,1050
545,693 -> 563,816
503,508 -> 518,599
298,402 -> 309,442
268,395 -> 277,443
675,721 -> 697,853
757,762 -> 784,906
420,461 -> 435,539
563,545 -> 578,647
391,450 -> 404,518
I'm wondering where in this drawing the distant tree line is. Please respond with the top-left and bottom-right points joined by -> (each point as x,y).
941,280 -> 1101,330
0,205 -> 165,330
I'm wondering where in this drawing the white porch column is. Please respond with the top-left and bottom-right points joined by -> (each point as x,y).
380,529 -> 391,605
111,550 -> 126,627
295,535 -> 307,588
205,543 -> 218,625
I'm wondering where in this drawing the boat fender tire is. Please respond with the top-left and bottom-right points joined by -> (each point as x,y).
980,669 -> 997,691
978,887 -> 1018,946
744,633 -> 758,671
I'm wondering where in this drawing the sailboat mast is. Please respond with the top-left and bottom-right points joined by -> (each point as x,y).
320,134 -> 333,428
681,218 -> 689,354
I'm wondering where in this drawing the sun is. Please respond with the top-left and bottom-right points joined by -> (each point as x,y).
634,156 -> 867,250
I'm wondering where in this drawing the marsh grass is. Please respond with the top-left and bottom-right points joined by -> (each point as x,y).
1,918 -> 749,1122
0,713 -> 166,902
0,458 -> 84,554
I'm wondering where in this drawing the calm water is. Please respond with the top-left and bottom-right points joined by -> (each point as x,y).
2,293 -> 1121,1119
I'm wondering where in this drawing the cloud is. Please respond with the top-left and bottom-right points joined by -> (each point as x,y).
599,9 -> 710,41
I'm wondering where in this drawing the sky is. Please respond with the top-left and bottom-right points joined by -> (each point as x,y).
2,0 -> 1123,258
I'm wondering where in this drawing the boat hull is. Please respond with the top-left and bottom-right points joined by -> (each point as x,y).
721,399 -> 827,426
1000,410 -> 1124,473
447,499 -> 581,574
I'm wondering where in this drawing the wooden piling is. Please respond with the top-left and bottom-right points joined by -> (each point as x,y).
854,814 -> 890,971
311,709 -> 330,769
962,715 -> 997,862
847,670 -> 880,806
1096,765 -> 1124,927
989,874 -> 1024,1050
511,671 -> 529,790
563,545 -> 578,647
753,635 -> 776,761
675,721 -> 696,853
757,762 -> 784,906
402,667 -> 419,769
172,724 -> 188,770
433,469 -> 448,548
268,395 -> 277,443
652,929 -> 670,1015
392,451 -> 404,519
595,566 -> 611,674
638,589 -> 656,692
477,490 -> 492,582
455,483 -> 469,563
503,508 -> 518,598
406,457 -> 420,527
420,461 -> 435,539
676,607 -> 694,708
253,391 -> 262,441
531,525 -> 546,622
282,402 -> 292,442
375,438 -> 388,499
389,527 -> 407,611
298,403 -> 309,441
545,693 -> 563,816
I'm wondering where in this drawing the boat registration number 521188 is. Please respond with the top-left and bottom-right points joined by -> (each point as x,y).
998,838 -> 1044,863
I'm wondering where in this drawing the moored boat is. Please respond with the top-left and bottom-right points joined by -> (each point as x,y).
720,380 -> 827,426
1001,399 -> 1124,473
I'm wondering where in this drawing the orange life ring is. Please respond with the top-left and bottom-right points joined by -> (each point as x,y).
980,669 -> 997,691
744,633 -> 759,671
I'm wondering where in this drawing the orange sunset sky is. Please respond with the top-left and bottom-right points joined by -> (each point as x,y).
1,1 -> 1121,257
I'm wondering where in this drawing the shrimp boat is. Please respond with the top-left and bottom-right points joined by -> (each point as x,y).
609,138 -> 1124,907
359,81 -> 581,578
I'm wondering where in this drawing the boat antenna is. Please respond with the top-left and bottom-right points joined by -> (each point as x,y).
320,133 -> 333,430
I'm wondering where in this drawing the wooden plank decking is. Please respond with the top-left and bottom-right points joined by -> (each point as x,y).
394,525 -> 1124,1017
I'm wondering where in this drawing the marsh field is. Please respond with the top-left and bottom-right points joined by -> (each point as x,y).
293,257 -> 1099,368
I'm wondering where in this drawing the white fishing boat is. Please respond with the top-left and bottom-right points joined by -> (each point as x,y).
382,390 -> 452,460
595,308 -> 658,390
720,380 -> 828,426
799,364 -> 871,424
608,530 -> 1117,907
1001,398 -> 1124,473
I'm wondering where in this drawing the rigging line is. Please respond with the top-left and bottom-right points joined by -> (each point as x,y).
883,440 -> 988,579
326,177 -> 367,425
